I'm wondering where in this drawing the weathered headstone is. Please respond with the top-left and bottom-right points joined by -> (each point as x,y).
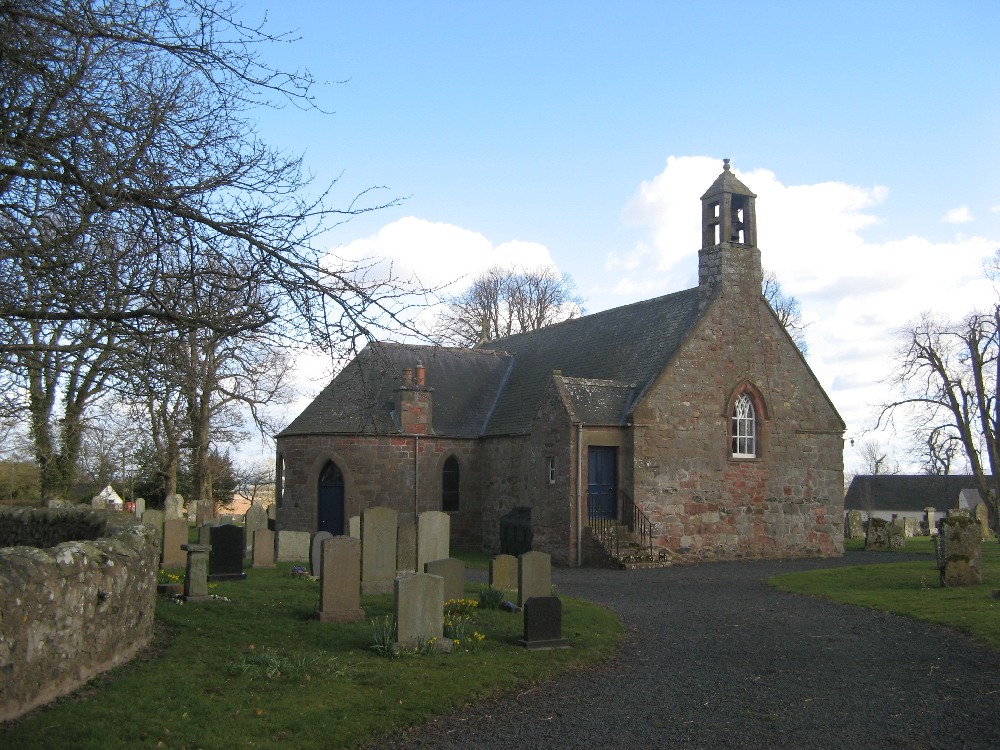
198,523 -> 212,545
845,510 -> 864,540
394,573 -> 450,653
519,596 -> 569,650
311,531 -> 334,577
974,502 -> 991,541
244,502 -> 268,556
864,518 -> 890,550
252,528 -> 275,568
133,497 -> 146,519
276,530 -> 311,562
162,518 -> 188,568
888,519 -> 906,549
417,510 -> 449,572
348,515 -> 361,539
209,524 -> 246,581
362,506 -> 398,595
424,557 -> 465,603
902,517 -> 919,538
935,516 -> 983,586
489,554 -> 518,593
924,507 -> 937,535
518,550 -> 551,606
141,509 -> 165,551
317,536 -> 364,623
397,522 -> 417,573
181,543 -> 212,602
164,493 -> 185,522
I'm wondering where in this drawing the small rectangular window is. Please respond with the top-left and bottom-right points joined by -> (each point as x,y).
547,457 -> 556,484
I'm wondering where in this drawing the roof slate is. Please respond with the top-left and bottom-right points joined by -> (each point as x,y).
278,286 -> 704,439
478,286 -> 703,435
278,342 -> 512,438
844,475 -> 988,512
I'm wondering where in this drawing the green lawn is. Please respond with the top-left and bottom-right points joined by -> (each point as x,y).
771,538 -> 1000,650
3,564 -> 623,749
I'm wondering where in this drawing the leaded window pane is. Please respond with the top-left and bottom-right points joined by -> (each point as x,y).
732,393 -> 756,457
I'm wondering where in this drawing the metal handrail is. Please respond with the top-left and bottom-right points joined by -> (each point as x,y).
586,489 -> 655,561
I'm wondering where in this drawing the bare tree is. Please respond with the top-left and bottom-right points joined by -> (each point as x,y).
434,265 -> 585,347
856,439 -> 899,476
762,269 -> 809,354
880,309 -> 1000,532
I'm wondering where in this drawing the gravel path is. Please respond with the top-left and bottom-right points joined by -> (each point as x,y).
382,552 -> 1000,749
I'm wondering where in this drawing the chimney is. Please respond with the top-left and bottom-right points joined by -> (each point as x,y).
395,361 -> 433,434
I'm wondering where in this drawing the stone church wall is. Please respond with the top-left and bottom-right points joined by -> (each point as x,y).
632,290 -> 844,562
276,434 -> 483,550
0,507 -> 159,722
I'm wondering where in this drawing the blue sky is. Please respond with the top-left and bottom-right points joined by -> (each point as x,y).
242,1 -> 1000,473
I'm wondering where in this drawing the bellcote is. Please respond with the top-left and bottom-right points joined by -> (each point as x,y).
698,159 -> 762,309
700,158 -> 757,248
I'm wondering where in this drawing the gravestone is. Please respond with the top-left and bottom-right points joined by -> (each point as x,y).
397,522 -> 417,573
141,509 -> 165,551
518,550 -> 552,606
276,530 -> 311,562
267,503 -> 277,530
181,543 -> 212,602
888,520 -> 906,549
924,507 -> 937,535
133,497 -> 146,519
162,518 -> 188,568
902,517 -> 919,538
198,524 -> 212,545
317,536 -> 364,623
864,518 -> 889,550
519,596 -> 569,650
252,528 -> 275,568
164,493 -> 185,521
424,557 -> 465,603
394,573 -> 451,653
935,516 -> 983,586
208,524 -> 246,581
489,554 -> 518,593
362,506 -> 398,595
845,510 -> 864,540
348,515 -> 361,539
244,502 -> 268,556
417,510 -> 449,572
974,502 -> 991,541
311,531 -> 334,577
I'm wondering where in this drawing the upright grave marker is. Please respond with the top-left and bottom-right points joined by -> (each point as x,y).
417,510 -> 449,572
397,522 -> 417,573
311,531 -> 334,577
362,506 -> 397,594
317,536 -> 364,623
276,530 -> 310,562
244,502 -> 268,556
424,557 -> 465,603
394,573 -> 450,653
162,518 -> 188,569
518,550 -> 551,606
490,554 -> 518,593
519,596 -> 569,650
181,543 -> 212,602
208,524 -> 246,581
252,528 -> 276,568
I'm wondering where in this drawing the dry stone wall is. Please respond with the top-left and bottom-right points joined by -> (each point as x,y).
0,507 -> 159,722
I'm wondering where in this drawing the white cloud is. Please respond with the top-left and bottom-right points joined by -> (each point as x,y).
332,216 -> 559,296
612,156 -> 1000,472
942,206 -> 974,224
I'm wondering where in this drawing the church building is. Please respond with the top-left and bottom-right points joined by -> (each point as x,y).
275,161 -> 846,565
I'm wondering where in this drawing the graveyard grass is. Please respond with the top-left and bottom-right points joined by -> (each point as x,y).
2,564 -> 622,749
770,538 -> 1000,650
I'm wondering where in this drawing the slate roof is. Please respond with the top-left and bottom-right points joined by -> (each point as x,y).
478,286 -> 703,436
844,475 -> 988,512
278,342 -> 512,438
278,286 -> 705,439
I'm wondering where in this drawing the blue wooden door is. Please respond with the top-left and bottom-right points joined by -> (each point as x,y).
317,461 -> 345,535
587,447 -> 617,520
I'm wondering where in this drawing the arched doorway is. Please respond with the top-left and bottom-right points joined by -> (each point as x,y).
317,461 -> 345,535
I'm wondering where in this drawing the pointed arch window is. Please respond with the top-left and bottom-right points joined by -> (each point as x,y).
731,392 -> 757,458
442,456 -> 460,512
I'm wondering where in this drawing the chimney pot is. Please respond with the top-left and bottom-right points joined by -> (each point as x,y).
415,363 -> 426,387
402,368 -> 413,386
